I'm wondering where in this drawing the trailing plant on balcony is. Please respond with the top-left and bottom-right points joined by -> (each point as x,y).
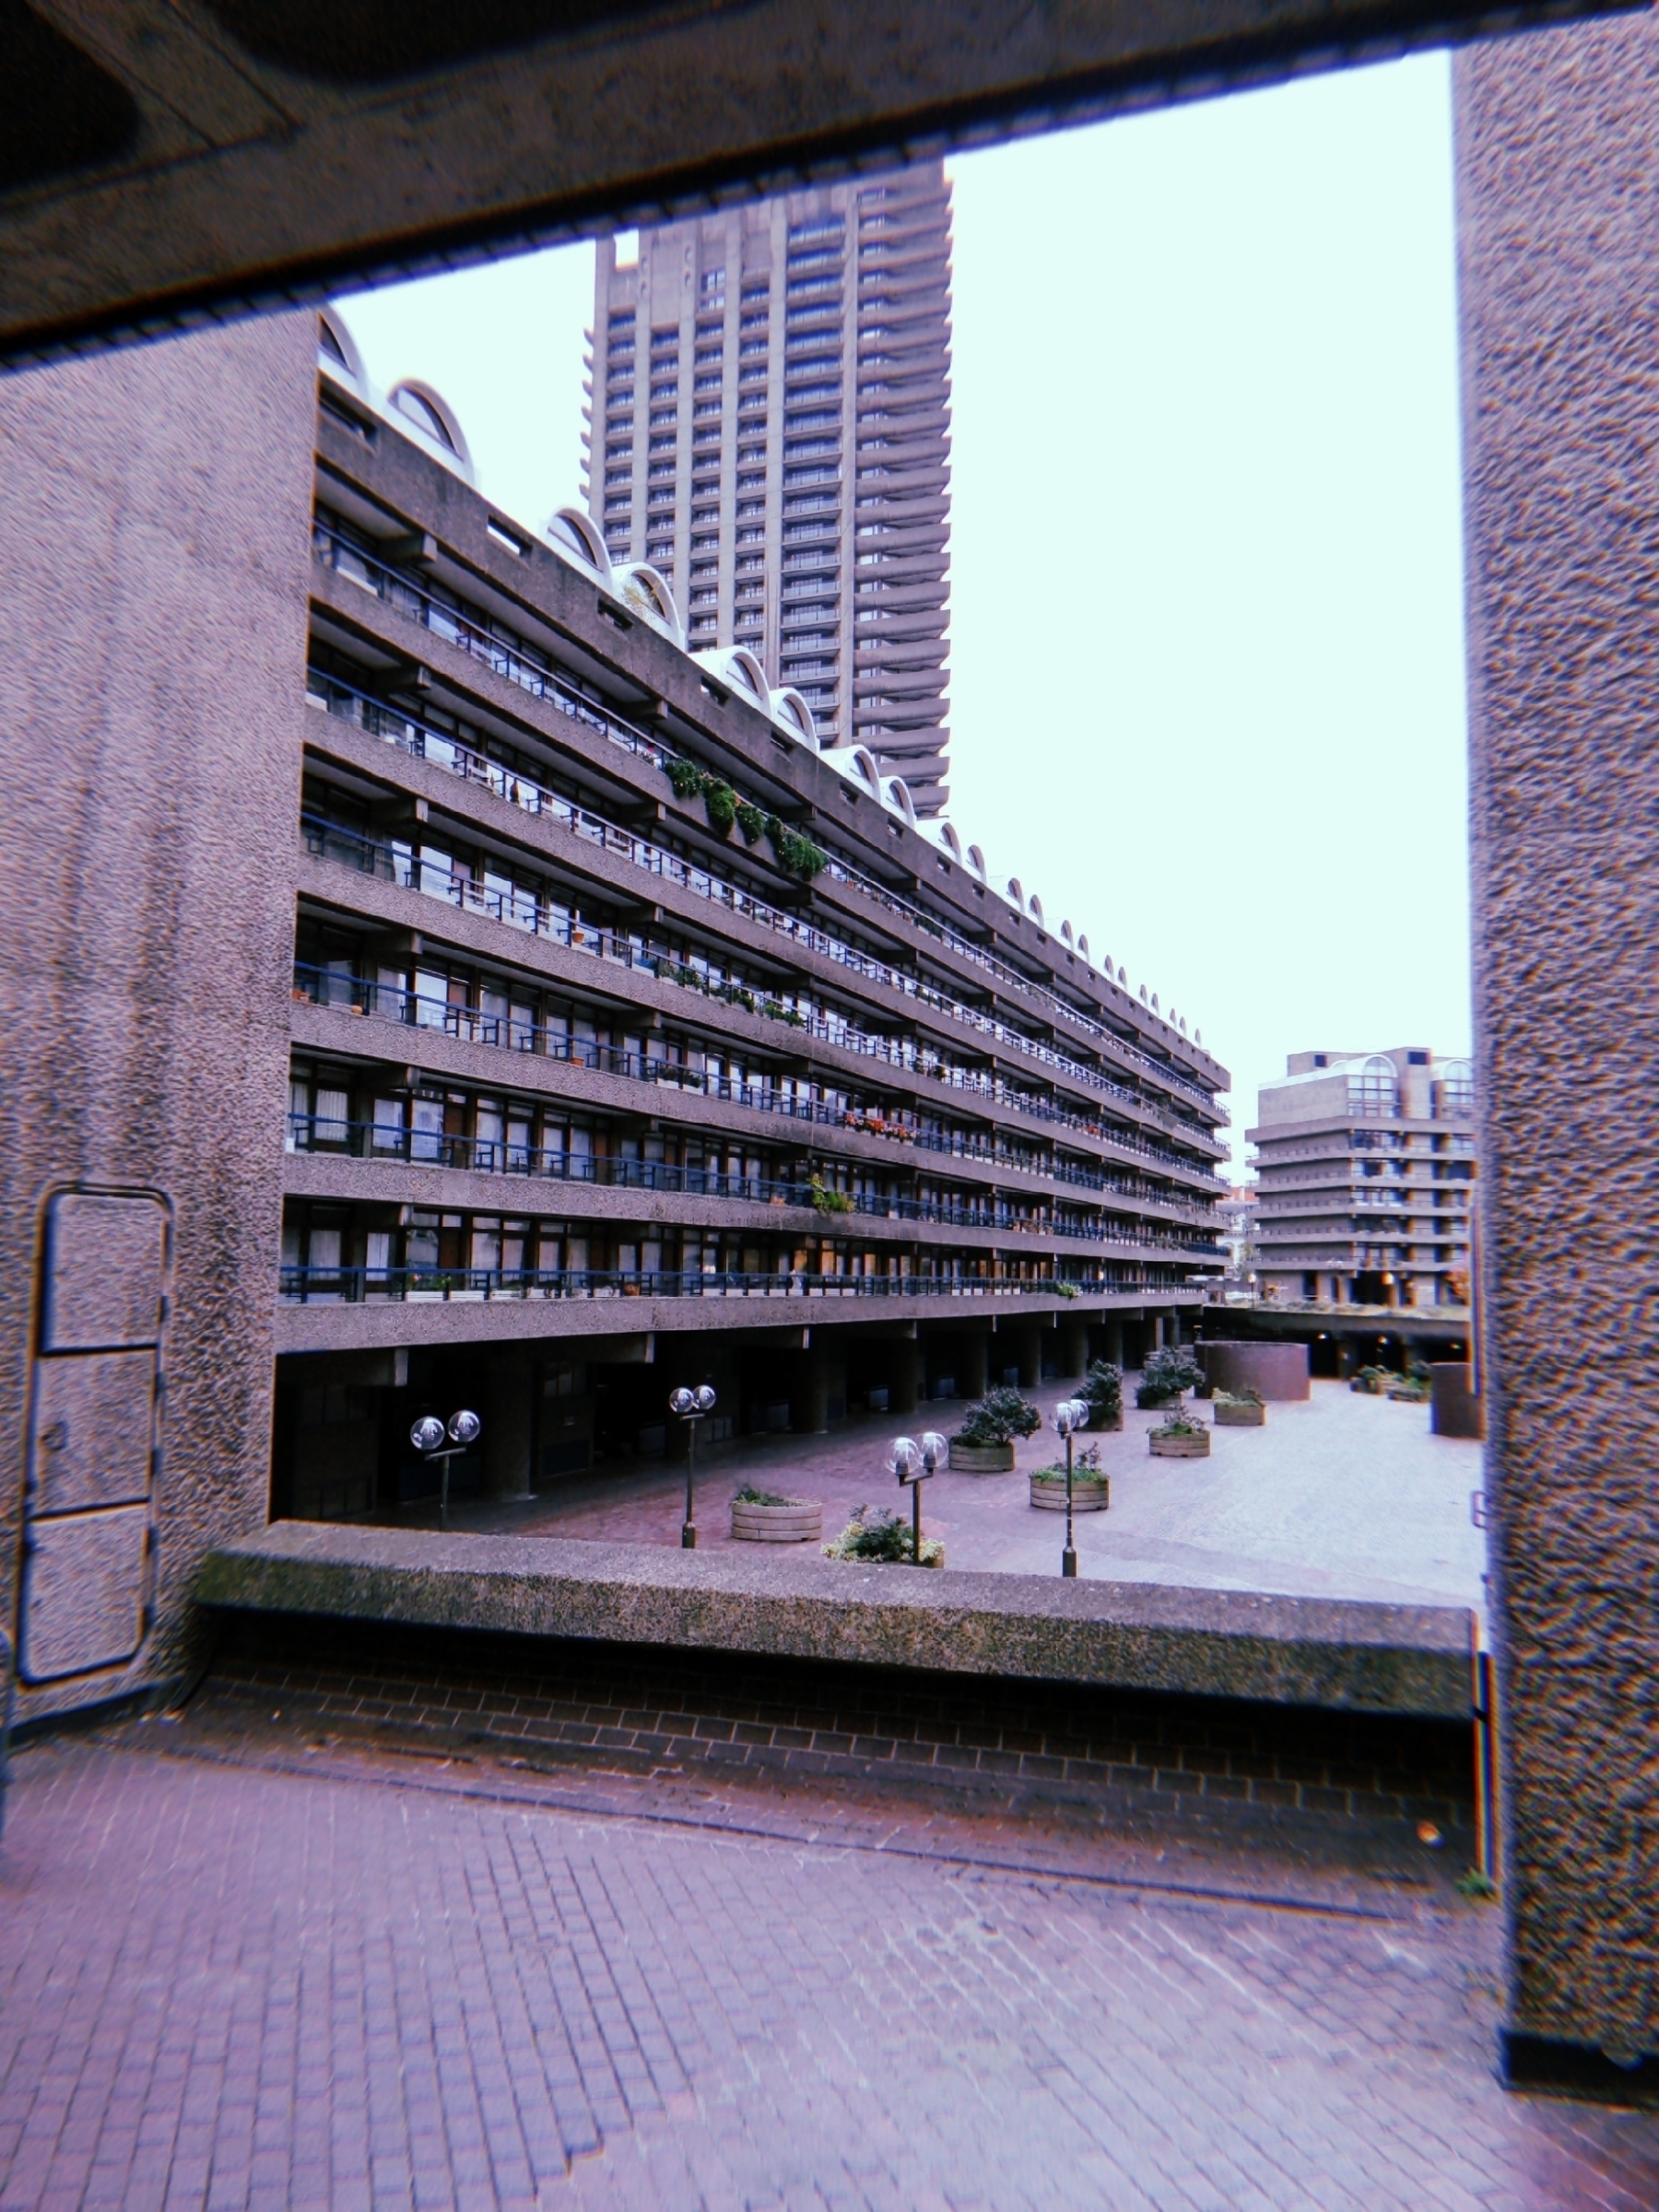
1078,1359 -> 1124,1428
766,815 -> 828,882
666,756 -> 706,800
1054,1280 -> 1080,1300
735,800 -> 768,844
704,780 -> 738,835
823,1505 -> 943,1568
808,1176 -> 855,1217
953,1386 -> 1042,1448
1135,1344 -> 1205,1407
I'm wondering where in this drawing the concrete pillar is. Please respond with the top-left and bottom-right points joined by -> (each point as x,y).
1059,1314 -> 1088,1378
1016,1328 -> 1041,1391
482,1348 -> 535,1499
1098,1317 -> 1125,1368
1458,18 -> 1659,2074
790,1347 -> 830,1435
959,1333 -> 988,1398
888,1343 -> 920,1416
1153,1314 -> 1166,1352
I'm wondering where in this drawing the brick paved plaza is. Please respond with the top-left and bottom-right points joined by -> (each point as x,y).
3,1722 -> 1655,2211
410,1380 -> 1487,1616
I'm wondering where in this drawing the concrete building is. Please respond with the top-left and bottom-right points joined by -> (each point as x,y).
582,166 -> 953,809
1249,1050 -> 1475,1309
0,296 -> 1226,1716
1216,1183 -> 1258,1285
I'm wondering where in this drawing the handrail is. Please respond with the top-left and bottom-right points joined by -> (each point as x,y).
301,669 -> 1227,1149
283,1113 -> 1220,1258
290,959 -> 1229,1194
297,806 -> 1227,1167
308,518 -> 1226,1123
277,1263 -> 1197,1306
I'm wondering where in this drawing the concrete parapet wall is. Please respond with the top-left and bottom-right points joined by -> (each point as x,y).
1430,1364 -> 1486,1441
1199,1342 -> 1311,1402
199,1523 -> 1475,1720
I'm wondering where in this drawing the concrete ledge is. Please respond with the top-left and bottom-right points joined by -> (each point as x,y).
198,1524 -> 1475,1719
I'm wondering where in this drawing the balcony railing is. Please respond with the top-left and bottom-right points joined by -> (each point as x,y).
278,1264 -> 1197,1306
305,530 -> 1225,1124
284,1112 -> 1221,1260
290,961 -> 1228,1192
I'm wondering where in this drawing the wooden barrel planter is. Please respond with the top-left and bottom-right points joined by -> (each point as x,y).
947,1440 -> 1016,1473
730,1499 -> 824,1544
1213,1398 -> 1265,1428
1148,1429 -> 1210,1460
1028,1472 -> 1111,1512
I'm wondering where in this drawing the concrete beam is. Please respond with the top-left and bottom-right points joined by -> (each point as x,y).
198,1524 -> 1476,1720
0,0 -> 1618,364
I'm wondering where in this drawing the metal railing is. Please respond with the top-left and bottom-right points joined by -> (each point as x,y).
278,1263 -> 1181,1306
306,522 -> 1226,1125
283,1112 -> 1221,1258
290,959 -> 1228,1192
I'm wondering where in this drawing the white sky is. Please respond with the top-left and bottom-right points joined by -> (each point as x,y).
336,53 -> 1469,1179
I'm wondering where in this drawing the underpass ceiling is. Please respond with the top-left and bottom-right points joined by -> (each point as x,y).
0,0 -> 1633,363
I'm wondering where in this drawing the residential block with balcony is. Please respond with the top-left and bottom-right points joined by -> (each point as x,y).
274,312 -> 1228,1519
1247,1049 -> 1476,1312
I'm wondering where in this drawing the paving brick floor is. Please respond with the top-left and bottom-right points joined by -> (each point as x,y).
400,1381 -> 1487,1618
2,1727 -> 1653,2211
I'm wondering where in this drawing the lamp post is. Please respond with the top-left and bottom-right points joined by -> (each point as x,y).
409,1407 -> 482,1530
1051,1396 -> 1089,1579
889,1429 -> 945,1562
669,1384 -> 716,1547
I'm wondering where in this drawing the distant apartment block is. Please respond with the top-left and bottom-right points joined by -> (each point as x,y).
582,165 -> 952,811
1248,1050 -> 1476,1309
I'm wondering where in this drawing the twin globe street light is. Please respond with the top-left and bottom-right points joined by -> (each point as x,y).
888,1430 -> 947,1563
669,1384 -> 717,1548
1051,1396 -> 1091,1579
409,1407 -> 482,1530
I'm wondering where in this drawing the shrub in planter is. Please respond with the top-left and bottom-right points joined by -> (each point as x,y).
1029,1442 -> 1111,1512
703,780 -> 738,835
1213,1388 -> 1265,1428
735,800 -> 768,845
1077,1359 -> 1124,1431
1135,1345 -> 1205,1409
1148,1408 -> 1211,1458
666,757 -> 706,800
1350,1364 -> 1391,1395
731,1484 -> 823,1544
823,1505 -> 943,1568
808,1176 -> 855,1217
949,1385 -> 1040,1472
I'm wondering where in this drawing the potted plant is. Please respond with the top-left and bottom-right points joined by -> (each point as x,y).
947,1384 -> 1041,1472
731,1484 -> 824,1544
1135,1345 -> 1205,1410
822,1505 -> 943,1568
1148,1409 -> 1211,1459
1077,1359 -> 1124,1432
1028,1441 -> 1111,1512
1386,1357 -> 1433,1404
1212,1387 -> 1265,1428
1350,1364 -> 1390,1395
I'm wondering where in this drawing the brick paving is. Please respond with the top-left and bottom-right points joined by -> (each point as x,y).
406,1381 -> 1487,1617
3,1728 -> 1655,2210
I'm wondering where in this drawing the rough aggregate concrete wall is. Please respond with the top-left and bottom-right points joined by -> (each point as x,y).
1198,1342 -> 1311,1402
1455,22 -> 1659,2057
0,313 -> 317,1723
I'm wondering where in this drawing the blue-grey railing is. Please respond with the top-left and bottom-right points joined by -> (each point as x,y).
277,1264 -> 1192,1306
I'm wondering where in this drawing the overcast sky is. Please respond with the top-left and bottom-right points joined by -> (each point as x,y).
336,53 -> 1469,1178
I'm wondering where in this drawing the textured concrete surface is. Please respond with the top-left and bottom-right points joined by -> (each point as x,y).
1198,1341 -> 1311,1401
1457,18 -> 1659,2060
2,1730 -> 1655,2211
200,1516 -> 1475,1719
0,312 -> 317,1726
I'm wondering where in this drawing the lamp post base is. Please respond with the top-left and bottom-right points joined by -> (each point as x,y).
681,1524 -> 697,1549
1062,1547 -> 1077,1578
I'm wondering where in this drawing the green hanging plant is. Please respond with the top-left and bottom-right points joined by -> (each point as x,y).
704,780 -> 738,835
735,800 -> 768,845
666,757 -> 707,800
